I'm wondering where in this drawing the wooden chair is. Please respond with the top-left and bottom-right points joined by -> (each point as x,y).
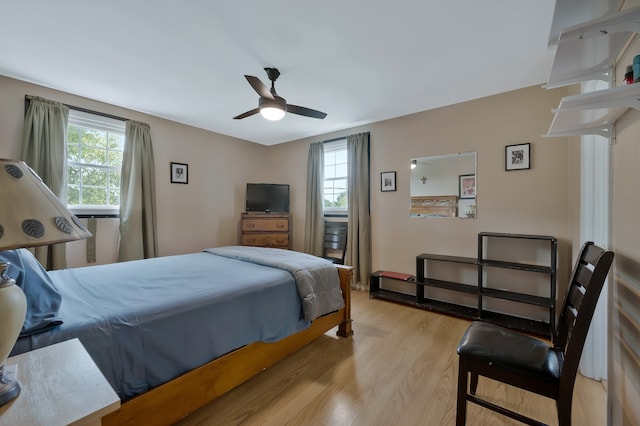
455,241 -> 614,426
322,221 -> 348,265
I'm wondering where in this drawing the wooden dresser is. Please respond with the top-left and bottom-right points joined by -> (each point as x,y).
241,212 -> 292,249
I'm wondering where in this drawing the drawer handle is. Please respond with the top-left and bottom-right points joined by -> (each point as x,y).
247,223 -> 255,228
276,224 -> 285,229
247,238 -> 256,243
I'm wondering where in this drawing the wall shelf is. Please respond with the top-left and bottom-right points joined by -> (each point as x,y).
545,73 -> 640,137
557,5 -> 640,43
478,232 -> 557,336
547,0 -> 622,46
369,233 -> 557,338
547,5 -> 640,88
545,4 -> 640,137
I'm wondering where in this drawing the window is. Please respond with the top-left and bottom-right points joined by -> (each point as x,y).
67,110 -> 125,215
323,138 -> 348,213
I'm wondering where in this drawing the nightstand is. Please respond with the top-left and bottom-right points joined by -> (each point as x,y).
0,338 -> 120,425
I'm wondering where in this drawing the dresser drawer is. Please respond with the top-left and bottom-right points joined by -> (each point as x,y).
242,233 -> 289,248
240,213 -> 291,249
242,218 -> 289,232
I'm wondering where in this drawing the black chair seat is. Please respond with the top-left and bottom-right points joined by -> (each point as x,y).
457,321 -> 561,381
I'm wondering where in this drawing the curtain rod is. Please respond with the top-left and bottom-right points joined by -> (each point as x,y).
323,136 -> 346,144
24,95 -> 128,122
65,104 -> 128,122
323,131 -> 370,144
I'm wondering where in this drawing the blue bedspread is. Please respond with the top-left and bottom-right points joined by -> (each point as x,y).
11,250 -> 316,400
206,246 -> 344,321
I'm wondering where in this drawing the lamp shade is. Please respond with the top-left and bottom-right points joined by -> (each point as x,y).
0,159 -> 92,250
0,158 -> 92,406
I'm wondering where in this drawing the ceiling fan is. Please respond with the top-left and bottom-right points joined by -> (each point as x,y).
233,67 -> 327,121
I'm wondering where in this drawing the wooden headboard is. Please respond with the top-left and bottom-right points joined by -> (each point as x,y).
410,195 -> 458,217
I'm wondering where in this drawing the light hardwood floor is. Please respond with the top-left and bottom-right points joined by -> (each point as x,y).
178,291 -> 606,425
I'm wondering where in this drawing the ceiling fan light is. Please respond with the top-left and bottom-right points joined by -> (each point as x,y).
260,106 -> 285,121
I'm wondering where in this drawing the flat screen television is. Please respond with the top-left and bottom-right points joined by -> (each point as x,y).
245,183 -> 290,213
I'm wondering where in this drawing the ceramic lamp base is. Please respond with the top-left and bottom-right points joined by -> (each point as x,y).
0,365 -> 20,406
0,262 -> 28,407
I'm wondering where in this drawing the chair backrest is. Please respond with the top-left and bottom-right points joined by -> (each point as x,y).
323,221 -> 348,264
555,241 -> 614,390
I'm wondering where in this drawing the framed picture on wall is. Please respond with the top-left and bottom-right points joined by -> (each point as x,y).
381,171 -> 396,192
505,143 -> 531,171
170,162 -> 188,184
459,174 -> 476,199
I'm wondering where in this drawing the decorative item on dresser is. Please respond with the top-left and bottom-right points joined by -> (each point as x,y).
241,212 -> 292,249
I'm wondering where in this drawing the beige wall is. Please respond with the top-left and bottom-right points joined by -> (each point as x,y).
272,85 -> 572,279
0,74 -> 572,280
0,75 -> 269,267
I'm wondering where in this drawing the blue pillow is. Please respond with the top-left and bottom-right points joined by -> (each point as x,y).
0,249 -> 63,336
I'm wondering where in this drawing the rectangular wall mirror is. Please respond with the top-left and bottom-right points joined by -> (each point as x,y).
410,152 -> 477,218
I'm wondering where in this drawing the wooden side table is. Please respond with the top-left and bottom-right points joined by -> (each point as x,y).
0,338 -> 120,425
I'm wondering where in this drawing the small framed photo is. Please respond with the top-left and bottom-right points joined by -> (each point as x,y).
170,162 -> 188,184
505,143 -> 531,171
381,171 -> 396,192
459,174 -> 476,199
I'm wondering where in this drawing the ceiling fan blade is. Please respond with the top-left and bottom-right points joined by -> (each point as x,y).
233,108 -> 260,120
286,104 -> 327,119
245,75 -> 274,100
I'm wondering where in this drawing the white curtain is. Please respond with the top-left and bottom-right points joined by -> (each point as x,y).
118,121 -> 158,261
21,96 -> 70,270
578,79 -> 611,380
579,132 -> 610,380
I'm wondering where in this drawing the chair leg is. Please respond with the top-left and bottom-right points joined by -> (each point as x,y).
456,359 -> 469,426
470,372 -> 478,395
557,393 -> 572,426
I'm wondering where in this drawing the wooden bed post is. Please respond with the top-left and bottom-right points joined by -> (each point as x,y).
102,264 -> 354,426
336,265 -> 353,337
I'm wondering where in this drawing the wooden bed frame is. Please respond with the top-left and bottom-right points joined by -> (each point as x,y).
410,195 -> 458,217
102,265 -> 353,425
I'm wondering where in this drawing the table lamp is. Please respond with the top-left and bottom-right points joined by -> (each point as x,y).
0,158 -> 91,406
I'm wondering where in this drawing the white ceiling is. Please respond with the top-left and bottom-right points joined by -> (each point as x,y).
0,1 -> 557,146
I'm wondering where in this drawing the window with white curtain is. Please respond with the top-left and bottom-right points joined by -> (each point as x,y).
66,109 -> 125,215
323,138 -> 348,214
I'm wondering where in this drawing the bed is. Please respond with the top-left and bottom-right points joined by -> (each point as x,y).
4,246 -> 353,425
410,195 -> 458,217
